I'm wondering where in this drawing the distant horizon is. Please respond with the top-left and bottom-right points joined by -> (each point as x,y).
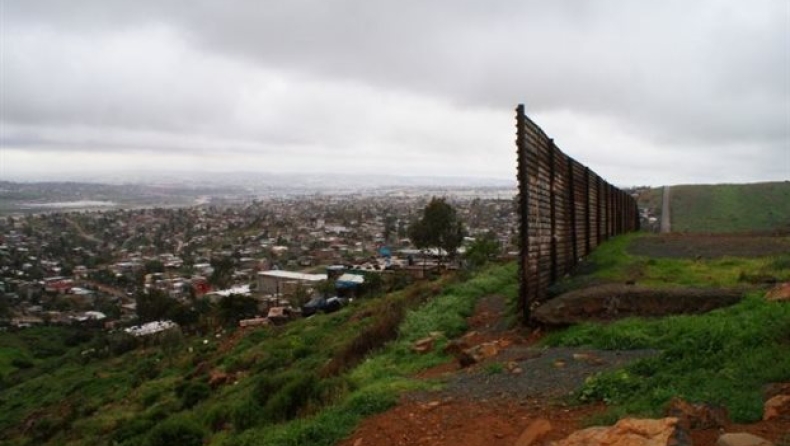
2,168 -> 787,190
0,169 -> 513,183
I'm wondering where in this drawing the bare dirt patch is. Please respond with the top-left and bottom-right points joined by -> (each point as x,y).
628,234 -> 790,259
533,284 -> 743,325
338,399 -> 605,446
338,293 -> 790,446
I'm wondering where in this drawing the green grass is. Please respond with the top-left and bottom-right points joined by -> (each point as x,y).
0,262 -> 518,446
554,233 -> 790,292
545,293 -> 790,422
669,182 -> 790,233
544,233 -> 790,423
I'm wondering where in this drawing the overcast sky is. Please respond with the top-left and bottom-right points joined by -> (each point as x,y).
1,1 -> 788,186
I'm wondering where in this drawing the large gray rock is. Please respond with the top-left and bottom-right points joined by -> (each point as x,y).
533,284 -> 742,325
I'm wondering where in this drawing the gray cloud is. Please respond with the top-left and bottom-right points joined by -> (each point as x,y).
1,0 -> 787,185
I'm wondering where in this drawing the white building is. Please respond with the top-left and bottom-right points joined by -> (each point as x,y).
257,271 -> 327,296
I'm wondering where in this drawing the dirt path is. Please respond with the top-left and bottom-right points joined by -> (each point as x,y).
661,185 -> 671,233
338,294 -> 790,446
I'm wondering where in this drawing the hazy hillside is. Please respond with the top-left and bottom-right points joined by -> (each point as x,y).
669,181 -> 790,233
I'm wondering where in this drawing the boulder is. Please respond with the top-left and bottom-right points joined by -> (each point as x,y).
554,417 -> 690,446
765,282 -> 790,302
716,433 -> 774,446
763,394 -> 790,421
533,284 -> 742,325
665,397 -> 729,430
514,418 -> 552,446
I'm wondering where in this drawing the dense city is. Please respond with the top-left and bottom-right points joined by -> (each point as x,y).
0,194 -> 520,334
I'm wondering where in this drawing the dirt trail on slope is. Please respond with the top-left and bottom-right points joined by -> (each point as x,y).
338,294 -> 790,446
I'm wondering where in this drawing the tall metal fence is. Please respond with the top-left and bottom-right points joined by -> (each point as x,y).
515,104 -> 639,323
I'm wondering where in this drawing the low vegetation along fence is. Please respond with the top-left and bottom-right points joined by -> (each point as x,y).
515,104 -> 639,323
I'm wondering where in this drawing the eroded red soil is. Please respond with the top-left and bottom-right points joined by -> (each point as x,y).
338,293 -> 790,446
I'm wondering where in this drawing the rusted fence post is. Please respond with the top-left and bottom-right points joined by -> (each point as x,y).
584,167 -> 591,255
515,104 -> 530,322
515,104 -> 638,324
549,139 -> 558,283
567,157 -> 577,265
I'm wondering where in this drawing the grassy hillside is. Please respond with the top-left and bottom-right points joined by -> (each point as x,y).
0,264 -> 518,446
670,181 -> 790,233
546,233 -> 790,422
2,233 -> 789,444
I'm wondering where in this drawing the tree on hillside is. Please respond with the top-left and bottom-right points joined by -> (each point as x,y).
408,197 -> 465,264
135,289 -> 187,323
464,231 -> 501,269
216,294 -> 259,327
209,256 -> 234,289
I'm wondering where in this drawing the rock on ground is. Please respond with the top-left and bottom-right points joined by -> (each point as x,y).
717,432 -> 774,446
765,282 -> 790,302
763,394 -> 790,421
553,417 -> 690,446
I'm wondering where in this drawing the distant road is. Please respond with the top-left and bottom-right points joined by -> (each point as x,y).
661,186 -> 671,233
65,217 -> 103,244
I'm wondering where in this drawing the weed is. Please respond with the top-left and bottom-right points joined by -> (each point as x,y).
483,362 -> 505,375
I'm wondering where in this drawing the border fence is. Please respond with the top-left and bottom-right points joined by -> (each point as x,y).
515,104 -> 639,323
